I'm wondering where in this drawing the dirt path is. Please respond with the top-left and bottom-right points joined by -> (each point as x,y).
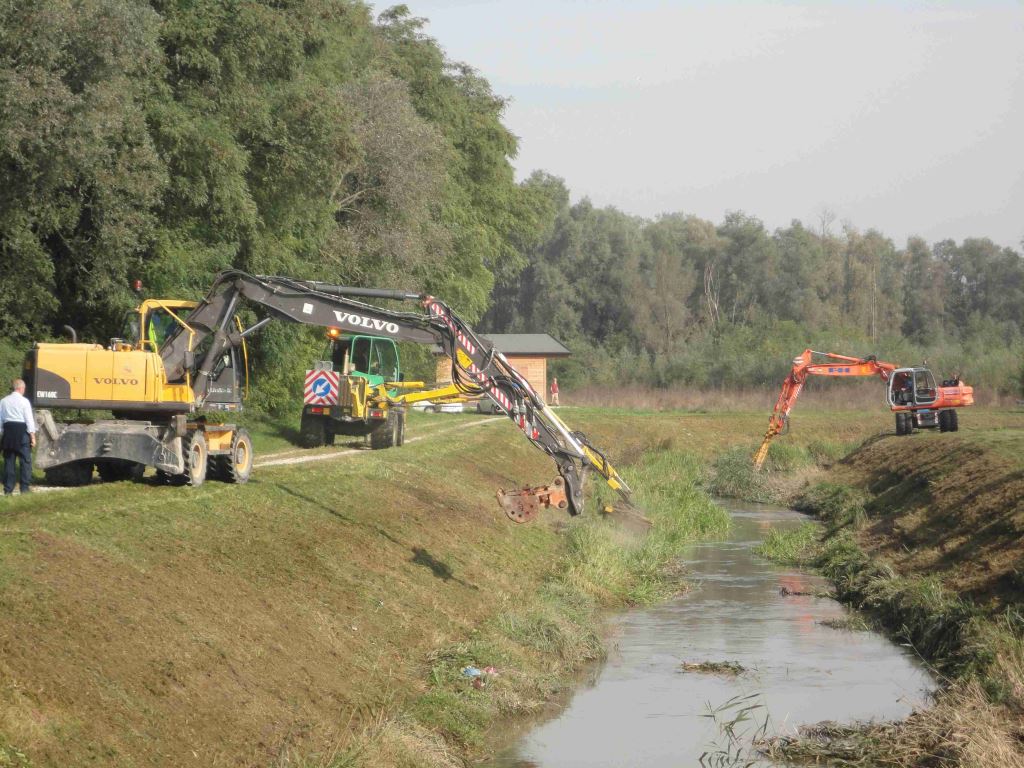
253,416 -> 503,468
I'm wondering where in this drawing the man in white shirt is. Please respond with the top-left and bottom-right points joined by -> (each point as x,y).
0,379 -> 36,495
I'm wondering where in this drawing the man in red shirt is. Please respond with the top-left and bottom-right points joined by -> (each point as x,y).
549,377 -> 559,406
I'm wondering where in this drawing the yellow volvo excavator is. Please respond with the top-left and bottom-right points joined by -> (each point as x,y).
24,272 -> 630,521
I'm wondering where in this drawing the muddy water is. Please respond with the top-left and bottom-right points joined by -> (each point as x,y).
481,500 -> 934,767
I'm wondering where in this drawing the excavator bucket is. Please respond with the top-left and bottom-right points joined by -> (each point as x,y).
496,477 -> 569,523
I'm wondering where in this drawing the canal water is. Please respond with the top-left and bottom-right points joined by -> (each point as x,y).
481,499 -> 934,767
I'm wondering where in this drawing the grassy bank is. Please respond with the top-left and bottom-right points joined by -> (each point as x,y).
0,409 -> 728,768
756,428 -> 1024,767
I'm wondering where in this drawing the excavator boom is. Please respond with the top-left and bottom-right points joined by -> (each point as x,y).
753,350 -> 896,470
31,271 -> 631,517
159,272 -> 631,516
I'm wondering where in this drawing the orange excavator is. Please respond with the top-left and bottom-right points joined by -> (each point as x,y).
753,349 -> 974,470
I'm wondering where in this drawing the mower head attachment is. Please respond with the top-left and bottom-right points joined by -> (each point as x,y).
496,476 -> 570,523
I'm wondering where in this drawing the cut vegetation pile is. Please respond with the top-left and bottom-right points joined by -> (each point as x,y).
760,427 -> 1024,767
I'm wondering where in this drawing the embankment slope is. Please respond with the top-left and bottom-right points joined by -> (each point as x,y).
0,418 -> 565,766
832,428 -> 1024,610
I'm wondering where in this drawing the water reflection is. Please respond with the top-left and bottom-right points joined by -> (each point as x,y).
481,500 -> 934,768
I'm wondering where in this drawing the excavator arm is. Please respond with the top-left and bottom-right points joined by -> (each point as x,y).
753,349 -> 896,470
160,271 -> 631,518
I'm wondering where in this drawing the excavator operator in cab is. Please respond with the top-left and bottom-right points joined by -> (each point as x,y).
893,371 -> 914,405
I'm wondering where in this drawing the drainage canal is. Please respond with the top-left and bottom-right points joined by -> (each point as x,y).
481,499 -> 934,767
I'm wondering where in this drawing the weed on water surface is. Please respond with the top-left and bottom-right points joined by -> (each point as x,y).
679,660 -> 746,676
818,615 -> 873,632
700,693 -> 769,768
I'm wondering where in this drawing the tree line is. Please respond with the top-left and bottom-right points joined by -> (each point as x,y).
2,1 -> 1021,405
485,175 -> 1024,395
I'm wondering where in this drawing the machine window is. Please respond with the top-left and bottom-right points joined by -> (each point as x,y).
374,341 -> 399,381
351,337 -> 370,374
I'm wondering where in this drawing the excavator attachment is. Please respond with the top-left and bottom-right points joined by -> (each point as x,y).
497,477 -> 569,523
753,415 -> 788,470
752,433 -> 773,471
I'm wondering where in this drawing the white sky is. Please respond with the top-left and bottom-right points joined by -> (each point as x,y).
388,0 -> 1024,249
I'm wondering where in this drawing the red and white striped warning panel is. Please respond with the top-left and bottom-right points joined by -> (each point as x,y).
304,369 -> 340,405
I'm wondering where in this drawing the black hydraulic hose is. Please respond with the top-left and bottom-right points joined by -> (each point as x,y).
290,280 -> 424,303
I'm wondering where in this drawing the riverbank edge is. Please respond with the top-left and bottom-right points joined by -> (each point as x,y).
754,483 -> 1024,766
323,447 -> 732,768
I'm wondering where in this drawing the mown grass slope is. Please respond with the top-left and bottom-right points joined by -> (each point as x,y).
838,429 -> 1024,610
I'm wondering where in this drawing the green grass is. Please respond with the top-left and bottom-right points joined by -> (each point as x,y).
755,523 -> 820,566
793,482 -> 869,532
705,441 -> 822,504
0,739 -> 31,768
706,446 -> 773,502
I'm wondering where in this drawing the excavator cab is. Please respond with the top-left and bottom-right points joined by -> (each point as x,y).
330,334 -> 401,389
887,367 -> 938,407
120,300 -> 199,352
116,299 -> 250,412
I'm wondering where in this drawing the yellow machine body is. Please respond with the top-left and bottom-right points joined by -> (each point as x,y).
29,343 -> 194,413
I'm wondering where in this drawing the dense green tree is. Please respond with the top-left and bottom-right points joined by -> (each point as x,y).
901,236 -> 946,341
0,0 -> 165,338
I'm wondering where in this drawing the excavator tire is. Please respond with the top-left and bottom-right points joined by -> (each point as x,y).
179,431 -> 207,487
938,410 -> 949,432
96,459 -> 145,483
396,410 -> 406,447
224,428 -> 254,484
895,412 -> 909,436
370,410 -> 399,450
300,413 -> 327,448
44,460 -> 94,487
947,410 -> 959,432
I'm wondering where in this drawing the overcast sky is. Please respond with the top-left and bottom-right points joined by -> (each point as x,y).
391,0 -> 1023,249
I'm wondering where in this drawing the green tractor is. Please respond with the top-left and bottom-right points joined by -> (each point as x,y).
300,332 -> 407,449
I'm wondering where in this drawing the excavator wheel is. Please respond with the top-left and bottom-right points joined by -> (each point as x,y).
179,431 -> 207,487
947,410 -> 959,432
370,410 -> 400,450
895,412 -> 909,436
396,410 -> 406,447
224,428 -> 254,484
